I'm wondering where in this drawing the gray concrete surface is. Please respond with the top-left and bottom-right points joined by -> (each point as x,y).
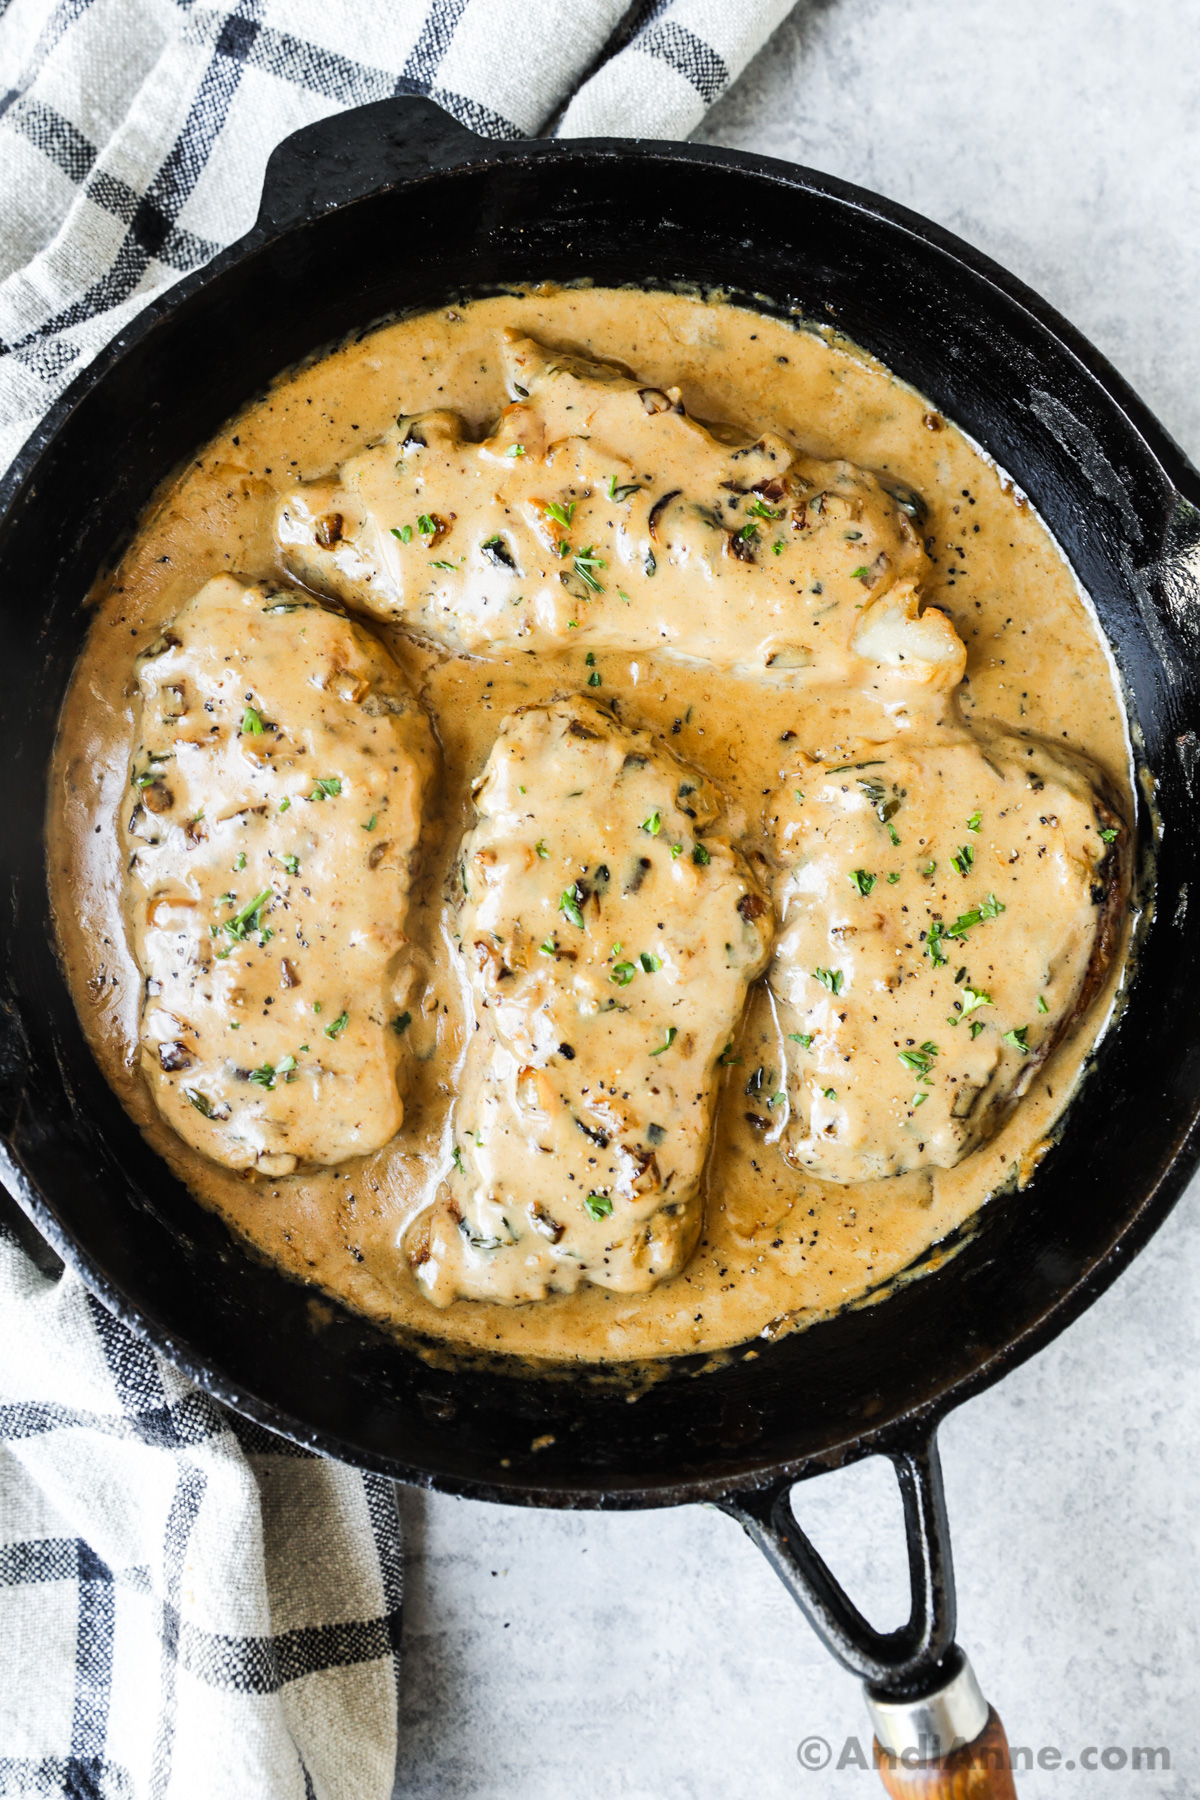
393,4 -> 1200,1794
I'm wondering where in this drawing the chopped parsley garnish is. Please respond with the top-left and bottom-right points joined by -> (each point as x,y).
279,797 -> 290,813
789,1032 -> 814,1049
584,1192 -> 613,1221
887,823 -> 902,847
1003,1026 -> 1031,1054
611,961 -> 636,985
822,1087 -> 837,1101
813,967 -> 844,995
241,706 -> 264,735
280,854 -> 300,875
363,815 -> 377,831
1037,994 -> 1049,1014
587,670 -> 602,687
248,1063 -> 277,1089
640,811 -> 662,836
967,810 -> 982,832
540,939 -> 556,956
927,921 -> 948,966
452,1144 -> 465,1173
718,1043 -> 742,1066
323,1011 -> 350,1039
234,851 -> 246,871
430,559 -> 460,572
911,1092 -> 928,1108
748,497 -> 781,520
945,893 -> 1007,939
649,1027 -> 677,1055
887,871 -> 901,884
1099,826 -> 1117,843
222,889 -> 273,941
559,886 -> 586,929
608,476 -> 641,502
950,844 -> 975,877
670,843 -> 683,859
639,952 -> 661,973
417,513 -> 436,536
849,869 -> 876,896
573,547 -> 606,593
505,444 -> 525,458
393,1012 -> 412,1034
772,540 -> 786,555
898,1044 -> 938,1076
184,1088 -> 215,1118
849,565 -> 869,580
922,860 -> 937,876
391,525 -> 412,543
535,839 -> 549,858
311,776 -> 341,800
544,500 -> 576,528
692,843 -> 711,866
959,987 -> 992,1017
737,522 -> 759,542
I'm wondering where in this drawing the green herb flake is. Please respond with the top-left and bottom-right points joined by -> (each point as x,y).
362,815 -> 377,831
950,844 -> 976,877
505,444 -> 526,458
639,952 -> 662,973
789,1032 -> 814,1049
452,1144 -> 465,1173
849,565 -> 870,580
241,706 -> 264,736
927,921 -> 948,967
430,558 -> 460,572
222,888 -> 273,941
1099,826 -> 1118,843
279,797 -> 291,813
417,512 -> 436,536
611,961 -> 636,985
1037,994 -> 1049,1014
1003,1026 -> 1031,1054
391,525 -> 413,543
393,1011 -> 412,1035
539,939 -> 556,956
573,546 -> 606,594
584,1192 -> 613,1221
311,776 -> 342,800
184,1088 -> 215,1118
692,843 -> 711,866
748,497 -> 781,520
772,539 -> 786,556
887,822 -> 902,847
640,811 -> 662,837
945,894 -> 1007,940
649,1026 -> 677,1056
898,1045 -> 938,1076
967,810 -> 982,832
608,476 -> 641,502
849,869 -> 876,896
718,1043 -> 742,1066
822,1087 -> 837,1101
587,670 -> 602,687
960,987 -> 993,1017
559,886 -> 585,929
323,1010 -> 350,1040
545,500 -> 576,528
535,839 -> 549,858
969,1020 -> 987,1039
887,871 -> 901,884
813,967 -> 844,995
248,1063 -> 276,1090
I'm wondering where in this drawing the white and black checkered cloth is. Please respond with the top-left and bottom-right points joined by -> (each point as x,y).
0,1 -> 797,1794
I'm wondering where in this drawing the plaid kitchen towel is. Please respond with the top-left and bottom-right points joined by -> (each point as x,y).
0,0 -> 797,1794
0,0 -> 797,479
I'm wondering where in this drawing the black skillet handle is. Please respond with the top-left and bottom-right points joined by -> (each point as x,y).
256,95 -> 500,235
720,1425 -> 1018,1796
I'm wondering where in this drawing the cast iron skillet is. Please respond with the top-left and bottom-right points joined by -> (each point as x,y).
3,96 -> 1200,1786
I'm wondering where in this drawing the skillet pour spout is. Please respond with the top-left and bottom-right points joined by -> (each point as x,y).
3,94 -> 1200,1795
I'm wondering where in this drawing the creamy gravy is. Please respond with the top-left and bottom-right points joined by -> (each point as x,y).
47,288 -> 1133,1365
